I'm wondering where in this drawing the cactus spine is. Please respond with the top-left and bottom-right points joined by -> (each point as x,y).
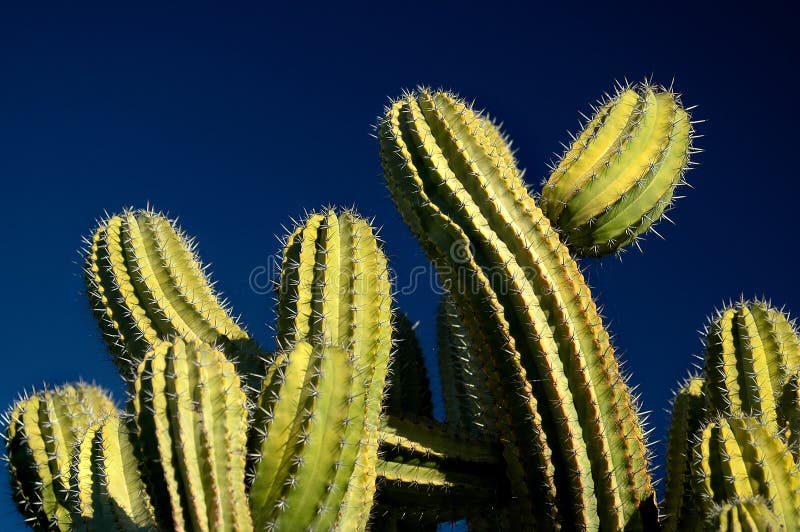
379,88 -> 653,529
4,384 -> 115,530
540,83 -> 695,257
710,496 -> 783,531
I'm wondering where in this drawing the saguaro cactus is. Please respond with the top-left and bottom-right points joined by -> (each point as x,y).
379,87 -> 655,529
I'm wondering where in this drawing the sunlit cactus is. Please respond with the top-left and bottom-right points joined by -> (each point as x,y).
540,82 -> 697,257
84,208 -> 263,383
379,87 -> 655,529
4,384 -> 115,530
709,496 -> 783,531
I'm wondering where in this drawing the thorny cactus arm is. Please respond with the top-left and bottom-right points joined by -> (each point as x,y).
709,496 -> 783,531
69,414 -> 155,530
540,82 -> 696,257
84,209 -> 263,383
129,339 -> 252,532
3,384 -> 115,530
379,87 -> 655,530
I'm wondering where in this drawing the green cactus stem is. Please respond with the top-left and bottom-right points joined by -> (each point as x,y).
386,313 -> 433,418
84,208 -> 261,382
267,207 -> 392,530
129,339 -> 252,532
691,415 -> 800,530
540,82 -> 695,257
69,414 -> 156,530
436,295 -> 497,435
4,383 -> 115,530
709,496 -> 783,532
663,375 -> 707,531
780,371 -> 800,460
703,300 -> 800,426
379,87 -> 654,529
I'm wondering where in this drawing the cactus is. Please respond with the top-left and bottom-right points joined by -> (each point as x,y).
386,313 -> 433,418
84,208 -> 263,383
379,87 -> 654,529
691,415 -> 800,530
26,82 -> 800,532
703,300 -> 800,426
709,496 -> 783,531
129,338 -> 252,531
663,375 -> 707,531
436,295 -> 497,435
69,414 -> 155,530
4,384 -> 115,530
540,82 -> 696,257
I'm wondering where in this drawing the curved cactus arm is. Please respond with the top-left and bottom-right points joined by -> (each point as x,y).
691,415 -> 800,530
129,339 -> 252,532
663,375 -> 707,532
385,312 -> 433,418
269,207 -> 393,530
84,208 -> 263,383
69,415 -> 156,530
540,82 -> 696,257
437,295 -> 497,435
709,496 -> 783,531
703,300 -> 800,425
3,383 -> 115,530
379,88 -> 654,529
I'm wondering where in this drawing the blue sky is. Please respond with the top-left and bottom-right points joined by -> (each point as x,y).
1,2 -> 797,528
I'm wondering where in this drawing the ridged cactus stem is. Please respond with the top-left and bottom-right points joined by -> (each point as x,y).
692,415 -> 800,530
663,376 -> 706,531
3,384 -> 115,530
380,88 -> 653,529
703,300 -> 800,425
386,313 -> 433,418
130,339 -> 252,532
437,295 -> 497,435
69,414 -> 156,530
84,209 -> 262,383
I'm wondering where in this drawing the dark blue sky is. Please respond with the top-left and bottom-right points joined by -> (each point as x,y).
1,3 -> 797,528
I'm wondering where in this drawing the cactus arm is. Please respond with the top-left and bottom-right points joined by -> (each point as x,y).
692,416 -> 800,530
780,371 -> 800,460
70,415 -> 156,531
386,313 -> 433,418
130,340 -> 252,531
663,376 -> 707,531
541,85 -> 694,256
436,296 -> 497,435
3,384 -> 115,530
380,89 -> 654,529
85,209 -> 261,382
710,496 -> 782,531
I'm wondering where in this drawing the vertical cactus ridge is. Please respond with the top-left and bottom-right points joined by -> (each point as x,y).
710,496 -> 783,532
379,87 -> 654,529
271,207 -> 392,530
386,313 -> 433,418
663,375 -> 707,531
436,295 -> 497,434
69,415 -> 156,530
130,339 -> 252,532
704,300 -> 800,425
692,415 -> 800,530
3,383 -> 115,530
84,208 -> 259,382
780,371 -> 800,460
540,83 -> 696,257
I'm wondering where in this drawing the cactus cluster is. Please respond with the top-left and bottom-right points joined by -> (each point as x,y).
5,79 -> 799,531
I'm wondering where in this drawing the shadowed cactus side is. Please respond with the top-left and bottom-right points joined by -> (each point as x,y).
540,82 -> 697,257
385,313 -> 433,418
379,87 -> 655,529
